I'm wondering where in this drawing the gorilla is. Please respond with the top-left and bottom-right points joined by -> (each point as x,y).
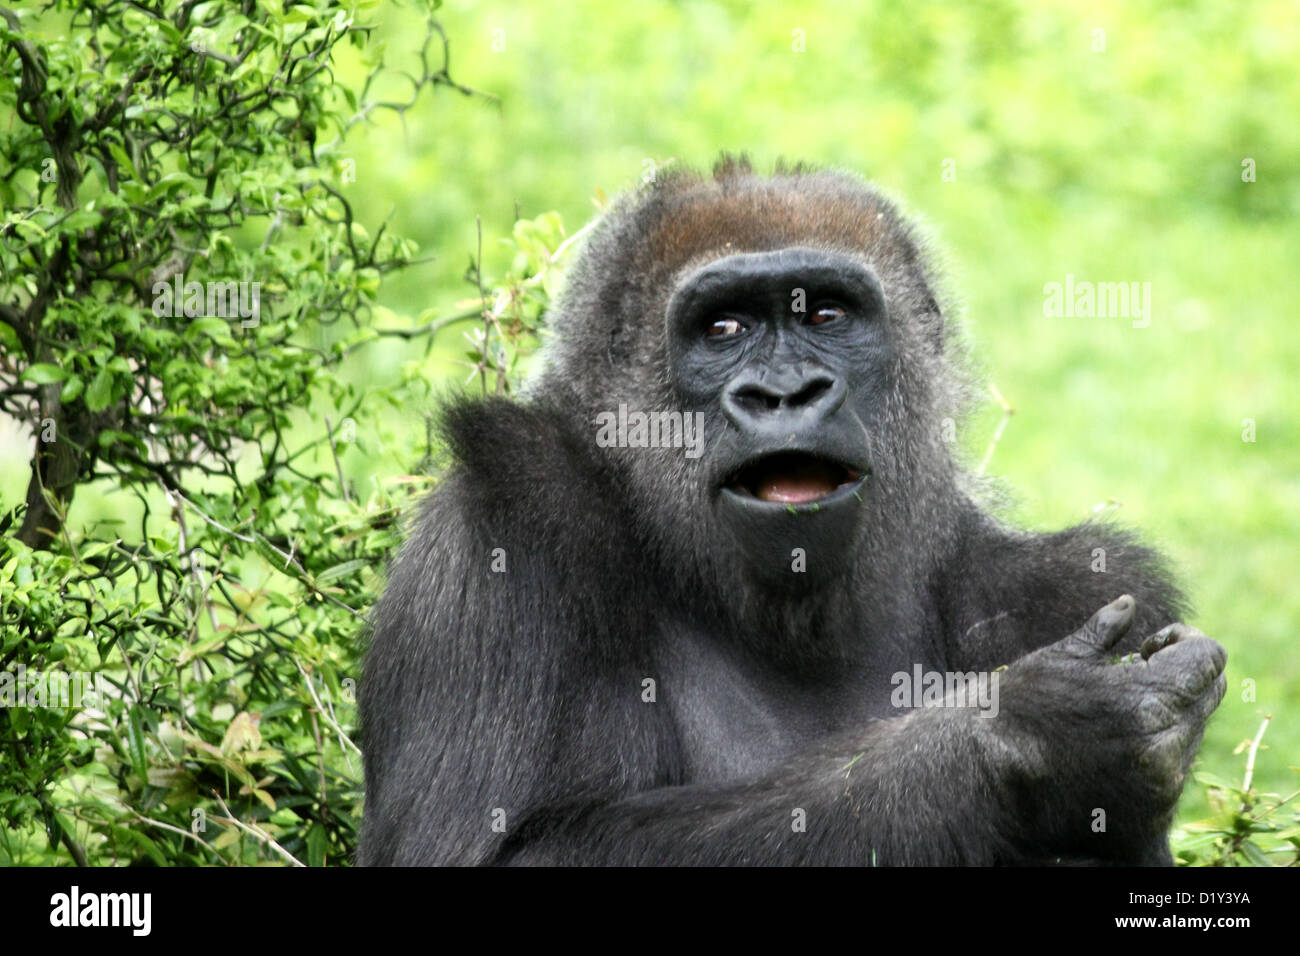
358,157 -> 1226,866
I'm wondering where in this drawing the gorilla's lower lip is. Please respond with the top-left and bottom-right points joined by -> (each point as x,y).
721,452 -> 867,509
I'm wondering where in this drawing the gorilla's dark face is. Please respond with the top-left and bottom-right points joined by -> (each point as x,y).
665,247 -> 890,587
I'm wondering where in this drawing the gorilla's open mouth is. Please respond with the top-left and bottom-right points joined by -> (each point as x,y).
723,452 -> 864,506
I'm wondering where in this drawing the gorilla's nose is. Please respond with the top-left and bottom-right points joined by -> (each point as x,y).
722,369 -> 846,437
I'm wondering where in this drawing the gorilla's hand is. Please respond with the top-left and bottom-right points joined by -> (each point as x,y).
991,594 -> 1227,863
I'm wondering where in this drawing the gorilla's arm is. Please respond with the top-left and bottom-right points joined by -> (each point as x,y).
502,602 -> 1224,867
942,509 -> 1188,668
358,400 -> 672,865
499,706 -> 1018,865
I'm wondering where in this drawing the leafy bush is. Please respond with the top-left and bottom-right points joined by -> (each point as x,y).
0,0 -> 567,865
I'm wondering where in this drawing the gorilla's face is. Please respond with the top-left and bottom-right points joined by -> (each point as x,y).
664,246 -> 892,590
538,168 -> 956,613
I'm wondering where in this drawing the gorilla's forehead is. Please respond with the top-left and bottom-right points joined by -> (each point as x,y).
545,164 -> 939,366
634,172 -> 919,284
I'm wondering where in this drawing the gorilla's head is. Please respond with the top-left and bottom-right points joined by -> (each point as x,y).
532,157 -> 968,632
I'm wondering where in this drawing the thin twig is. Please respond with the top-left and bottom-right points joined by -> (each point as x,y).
1242,715 -> 1271,794
294,658 -> 361,757
132,812 -> 220,858
324,415 -> 352,503
977,382 -> 1014,475
169,489 -> 361,618
475,215 -> 490,396
212,792 -> 304,867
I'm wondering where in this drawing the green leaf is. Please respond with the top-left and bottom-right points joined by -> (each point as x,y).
126,705 -> 149,784
186,316 -> 235,342
314,558 -> 368,584
260,700 -> 299,719
177,636 -> 229,666
12,219 -> 46,241
1193,771 -> 1240,793
61,208 -> 103,232
22,363 -> 68,384
307,822 -> 327,867
60,375 -> 84,403
0,321 -> 21,351
270,808 -> 301,826
114,825 -> 167,866
156,20 -> 183,45
1239,840 -> 1273,867
55,812 -> 79,846
99,429 -> 146,452
106,141 -> 143,184
84,368 -> 114,412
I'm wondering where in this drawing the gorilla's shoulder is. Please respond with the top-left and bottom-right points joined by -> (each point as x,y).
439,392 -> 608,490
417,394 -> 628,552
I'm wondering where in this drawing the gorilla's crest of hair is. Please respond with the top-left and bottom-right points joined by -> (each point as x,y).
628,153 -> 933,285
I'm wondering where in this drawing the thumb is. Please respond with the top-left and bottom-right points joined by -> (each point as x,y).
1072,594 -> 1137,652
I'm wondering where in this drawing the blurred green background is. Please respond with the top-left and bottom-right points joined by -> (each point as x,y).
6,0 -> 1298,824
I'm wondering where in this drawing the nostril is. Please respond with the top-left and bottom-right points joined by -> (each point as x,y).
790,377 -> 834,409
733,385 -> 782,413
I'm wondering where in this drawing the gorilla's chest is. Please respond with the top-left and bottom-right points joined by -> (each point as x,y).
655,628 -> 894,783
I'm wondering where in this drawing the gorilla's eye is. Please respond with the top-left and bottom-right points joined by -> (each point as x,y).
706,315 -> 747,338
806,303 -> 846,326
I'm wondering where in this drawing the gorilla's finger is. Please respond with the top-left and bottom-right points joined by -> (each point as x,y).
1139,622 -> 1206,660
1191,672 -> 1228,724
1074,594 -> 1137,652
1147,637 -> 1227,695
1139,625 -> 1178,660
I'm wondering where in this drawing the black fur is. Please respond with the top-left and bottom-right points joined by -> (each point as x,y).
358,158 -> 1225,865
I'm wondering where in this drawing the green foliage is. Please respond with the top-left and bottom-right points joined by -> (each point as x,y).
1172,717 -> 1300,866
0,0 -> 567,865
